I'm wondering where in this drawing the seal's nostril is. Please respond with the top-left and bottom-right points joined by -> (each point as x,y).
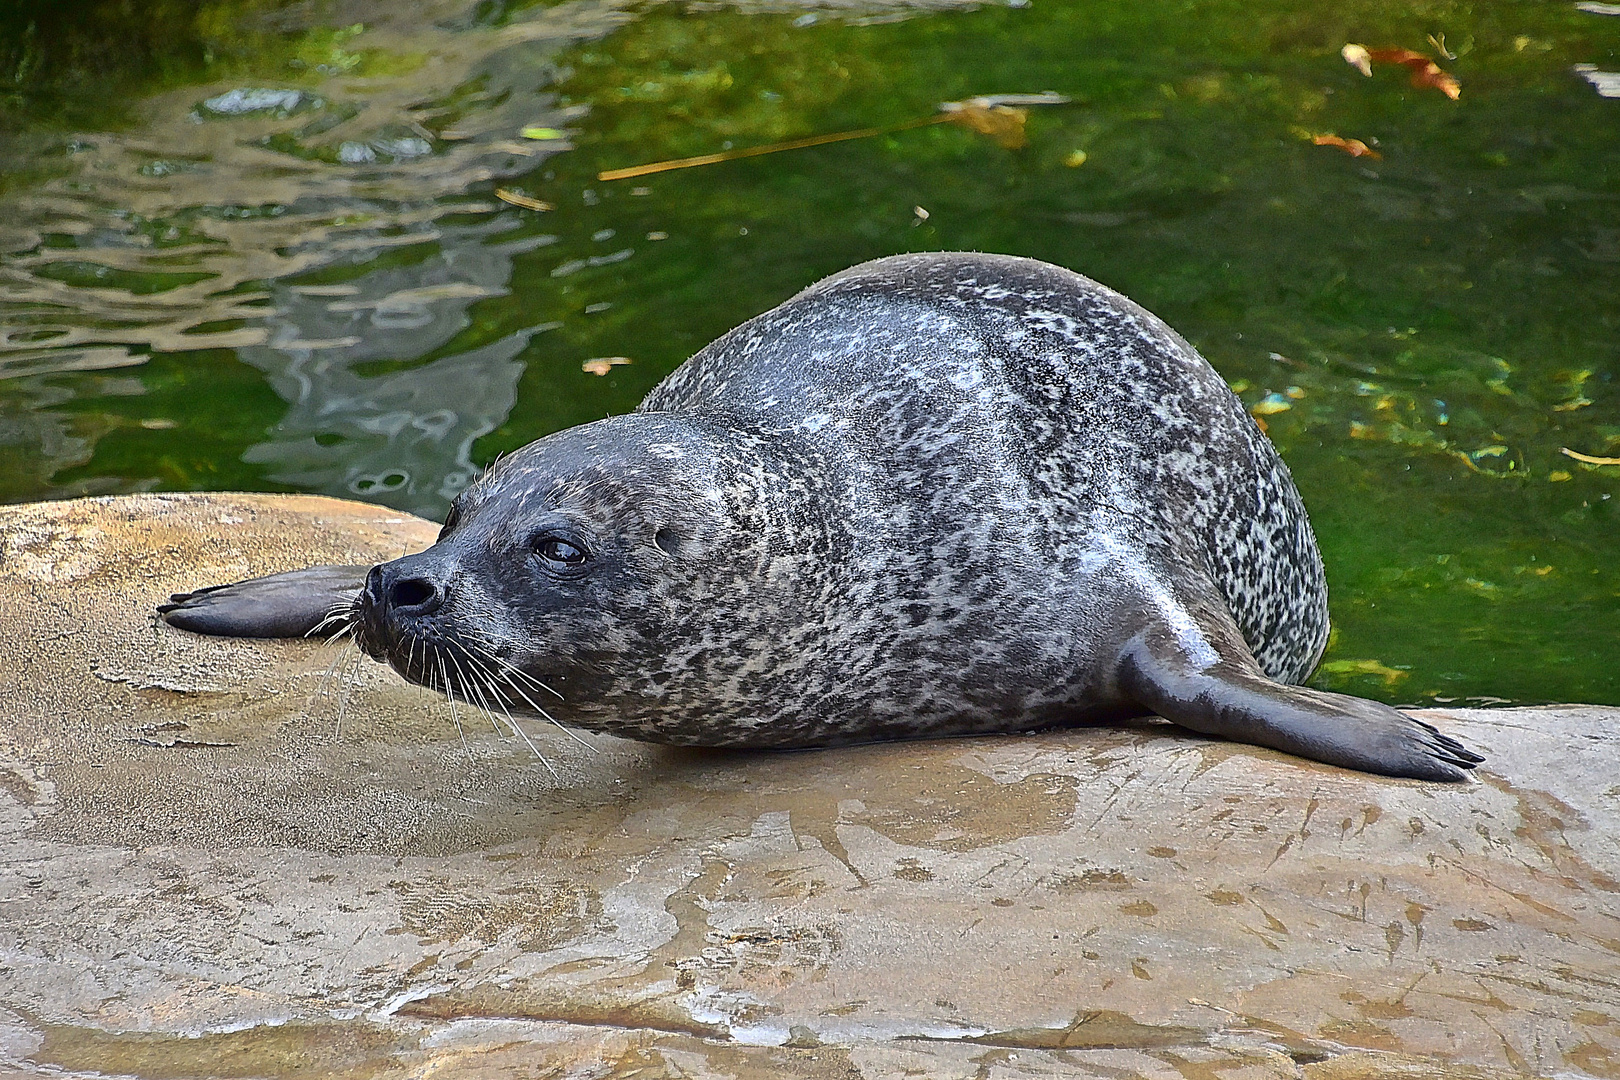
365,565 -> 385,603
390,577 -> 440,611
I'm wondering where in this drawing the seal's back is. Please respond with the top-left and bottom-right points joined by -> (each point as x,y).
642,252 -> 1330,688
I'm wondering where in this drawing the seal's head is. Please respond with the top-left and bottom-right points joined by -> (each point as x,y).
352,413 -> 757,731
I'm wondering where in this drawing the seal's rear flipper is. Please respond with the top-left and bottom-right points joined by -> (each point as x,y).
157,565 -> 371,639
1115,622 -> 1484,782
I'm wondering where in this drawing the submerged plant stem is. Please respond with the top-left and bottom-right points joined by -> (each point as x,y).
597,113 -> 950,181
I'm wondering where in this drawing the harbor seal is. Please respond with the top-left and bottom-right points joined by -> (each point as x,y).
159,252 -> 1482,780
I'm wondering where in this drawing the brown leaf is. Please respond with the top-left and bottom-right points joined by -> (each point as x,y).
582,357 -> 631,376
942,104 -> 1029,149
1364,47 -> 1461,99
596,94 -> 1068,181
1311,133 -> 1382,159
1366,47 -> 1431,66
1406,60 -> 1461,99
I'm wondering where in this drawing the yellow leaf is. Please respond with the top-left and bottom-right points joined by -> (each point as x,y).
1320,658 -> 1409,687
494,189 -> 553,211
1561,447 -> 1620,466
582,357 -> 631,376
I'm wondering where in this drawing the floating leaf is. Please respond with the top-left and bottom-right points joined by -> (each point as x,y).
494,189 -> 553,211
521,126 -> 565,140
1365,47 -> 1428,66
1457,445 -> 1514,475
1320,658 -> 1409,688
1251,393 -> 1293,415
1063,149 -> 1089,167
940,103 -> 1029,149
948,92 -> 1072,108
1410,63 -> 1462,99
1365,46 -> 1461,99
1561,447 -> 1620,466
1310,133 -> 1381,159
597,92 -> 1069,181
583,357 -> 631,376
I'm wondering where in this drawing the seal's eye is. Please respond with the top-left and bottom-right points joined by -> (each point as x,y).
536,535 -> 587,569
438,500 -> 463,539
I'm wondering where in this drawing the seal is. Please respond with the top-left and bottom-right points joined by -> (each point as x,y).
159,253 -> 1482,780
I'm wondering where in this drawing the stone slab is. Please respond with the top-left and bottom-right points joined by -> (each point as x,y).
1,493 -> 1616,1079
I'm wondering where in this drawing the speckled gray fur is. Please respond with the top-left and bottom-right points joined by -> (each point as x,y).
162,253 -> 1483,779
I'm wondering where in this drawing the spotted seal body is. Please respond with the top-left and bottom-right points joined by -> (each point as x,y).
160,253 -> 1481,780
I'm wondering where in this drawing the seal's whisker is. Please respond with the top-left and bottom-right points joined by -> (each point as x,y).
455,627 -> 566,701
492,657 -> 566,703
335,644 -> 363,739
446,645 -> 502,737
305,627 -> 363,735
461,651 -> 561,779
435,651 -> 469,750
490,688 -> 561,779
448,635 -> 595,754
304,600 -> 355,639
309,631 -> 353,713
489,667 -> 599,754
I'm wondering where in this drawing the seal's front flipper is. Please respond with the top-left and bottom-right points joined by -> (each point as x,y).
157,565 -> 371,639
1115,617 -> 1483,782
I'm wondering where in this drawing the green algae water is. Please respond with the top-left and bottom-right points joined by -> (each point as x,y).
0,0 -> 1616,707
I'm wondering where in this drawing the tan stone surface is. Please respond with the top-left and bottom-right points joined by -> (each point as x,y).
1,493 -> 1617,1079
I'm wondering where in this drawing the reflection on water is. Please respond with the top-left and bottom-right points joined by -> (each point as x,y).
0,0 -> 630,499
238,219 -> 553,516
0,0 -> 1616,705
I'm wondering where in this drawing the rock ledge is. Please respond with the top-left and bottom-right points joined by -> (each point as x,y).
1,493 -> 1616,1079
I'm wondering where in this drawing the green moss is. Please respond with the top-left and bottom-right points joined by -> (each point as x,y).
1,0 -> 1617,703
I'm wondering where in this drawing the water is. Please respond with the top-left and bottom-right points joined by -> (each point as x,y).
0,0 -> 1616,706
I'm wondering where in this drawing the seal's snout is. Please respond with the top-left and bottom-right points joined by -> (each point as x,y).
372,564 -> 444,616
364,556 -> 447,617
357,555 -> 452,669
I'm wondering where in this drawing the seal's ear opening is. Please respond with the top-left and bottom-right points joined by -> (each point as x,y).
654,528 -> 681,556
157,565 -> 371,639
